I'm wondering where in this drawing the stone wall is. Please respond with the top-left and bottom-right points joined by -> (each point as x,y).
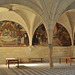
0,46 -> 73,64
73,46 -> 75,57
53,46 -> 73,62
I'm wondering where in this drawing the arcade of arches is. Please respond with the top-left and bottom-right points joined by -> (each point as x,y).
0,0 -> 74,68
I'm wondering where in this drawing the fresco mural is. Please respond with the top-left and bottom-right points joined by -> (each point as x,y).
0,20 -> 29,47
32,23 -> 71,46
74,33 -> 75,45
53,23 -> 71,46
32,24 -> 48,46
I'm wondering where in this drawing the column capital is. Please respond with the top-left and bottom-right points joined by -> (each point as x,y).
48,44 -> 53,47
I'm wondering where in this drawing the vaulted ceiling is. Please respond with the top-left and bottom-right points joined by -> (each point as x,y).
0,0 -> 74,45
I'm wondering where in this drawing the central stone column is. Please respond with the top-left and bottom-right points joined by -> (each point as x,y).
48,44 -> 53,67
47,28 -> 54,68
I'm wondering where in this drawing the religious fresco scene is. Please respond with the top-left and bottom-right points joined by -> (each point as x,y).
53,23 -> 71,46
73,33 -> 75,45
0,20 -> 29,47
32,24 -> 48,46
32,23 -> 71,46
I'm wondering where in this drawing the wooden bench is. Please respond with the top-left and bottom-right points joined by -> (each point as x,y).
6,58 -> 22,68
59,57 -> 75,66
28,58 -> 44,62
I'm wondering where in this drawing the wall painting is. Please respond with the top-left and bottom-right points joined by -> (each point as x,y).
32,23 -> 71,46
0,20 -> 29,47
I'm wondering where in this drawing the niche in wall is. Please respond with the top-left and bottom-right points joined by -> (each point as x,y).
0,20 -> 29,47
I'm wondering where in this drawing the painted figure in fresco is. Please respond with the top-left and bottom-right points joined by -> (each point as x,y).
0,30 -> 2,36
36,32 -> 41,45
15,31 -> 17,38
53,35 -> 62,46
38,35 -> 42,45
24,33 -> 29,45
53,23 -> 71,46
21,36 -> 24,44
36,32 -> 43,45
32,24 -> 48,45
12,31 -> 15,38
0,20 -> 29,47
32,33 -> 39,45
1,29 -> 8,36
17,35 -> 21,45
7,29 -> 12,37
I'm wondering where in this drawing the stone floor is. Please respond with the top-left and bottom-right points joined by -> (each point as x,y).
0,62 -> 75,75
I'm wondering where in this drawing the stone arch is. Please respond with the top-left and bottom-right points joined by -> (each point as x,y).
57,9 -> 75,46
62,1 -> 75,14
52,0 -> 75,46
56,10 -> 73,46
0,11 -> 27,32
57,21 -> 73,46
52,0 -> 75,31
33,22 -> 48,37
0,0 -> 43,16
0,0 -> 47,46
0,7 -> 32,44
